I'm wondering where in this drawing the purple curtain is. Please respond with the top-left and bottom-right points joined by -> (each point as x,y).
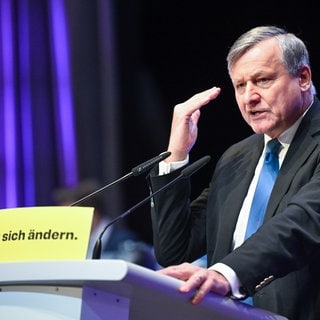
0,0 -> 121,210
0,0 -> 167,243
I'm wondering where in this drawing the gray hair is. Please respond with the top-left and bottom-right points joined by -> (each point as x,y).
226,26 -> 316,94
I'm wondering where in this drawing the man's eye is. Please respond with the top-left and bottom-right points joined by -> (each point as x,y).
257,78 -> 270,86
235,83 -> 245,94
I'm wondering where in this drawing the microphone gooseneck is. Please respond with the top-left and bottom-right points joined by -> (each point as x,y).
70,173 -> 132,207
91,155 -> 211,259
69,151 -> 171,207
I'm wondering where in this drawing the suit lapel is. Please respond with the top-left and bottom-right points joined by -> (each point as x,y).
217,135 -> 264,246
265,99 -> 320,220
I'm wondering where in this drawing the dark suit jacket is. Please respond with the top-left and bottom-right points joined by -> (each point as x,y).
148,96 -> 320,320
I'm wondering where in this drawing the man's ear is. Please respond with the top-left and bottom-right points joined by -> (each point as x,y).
299,65 -> 312,91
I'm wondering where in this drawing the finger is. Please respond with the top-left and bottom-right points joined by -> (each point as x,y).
157,266 -> 189,281
184,86 -> 221,112
157,267 -> 174,276
191,285 -> 212,304
190,109 -> 201,125
174,87 -> 220,118
179,272 -> 205,293
157,263 -> 201,281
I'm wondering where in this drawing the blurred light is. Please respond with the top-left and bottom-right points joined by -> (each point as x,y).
0,0 -> 18,207
49,0 -> 78,186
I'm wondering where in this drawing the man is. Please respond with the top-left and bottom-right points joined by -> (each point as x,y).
148,26 -> 320,319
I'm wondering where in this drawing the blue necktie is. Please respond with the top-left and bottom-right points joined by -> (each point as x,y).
245,139 -> 282,239
242,139 -> 281,306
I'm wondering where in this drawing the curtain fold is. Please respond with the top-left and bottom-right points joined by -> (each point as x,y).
0,0 -> 155,242
0,0 -> 119,208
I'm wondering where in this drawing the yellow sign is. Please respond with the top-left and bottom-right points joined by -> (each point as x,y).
0,206 -> 93,262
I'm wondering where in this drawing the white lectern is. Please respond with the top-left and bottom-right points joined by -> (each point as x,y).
0,260 -> 287,320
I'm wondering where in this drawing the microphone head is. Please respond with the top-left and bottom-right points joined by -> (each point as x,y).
181,155 -> 211,177
131,151 -> 171,176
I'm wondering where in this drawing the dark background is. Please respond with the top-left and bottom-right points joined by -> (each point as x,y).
107,1 -> 320,243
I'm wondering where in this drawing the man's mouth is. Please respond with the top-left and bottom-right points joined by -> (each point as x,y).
251,110 -> 265,116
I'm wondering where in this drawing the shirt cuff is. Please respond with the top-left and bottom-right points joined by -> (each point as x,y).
209,263 -> 246,299
158,155 -> 189,175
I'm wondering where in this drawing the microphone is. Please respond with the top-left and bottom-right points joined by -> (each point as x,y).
91,155 -> 211,259
70,151 -> 171,206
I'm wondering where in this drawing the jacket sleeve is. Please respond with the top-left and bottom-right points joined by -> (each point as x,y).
148,166 -> 208,267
